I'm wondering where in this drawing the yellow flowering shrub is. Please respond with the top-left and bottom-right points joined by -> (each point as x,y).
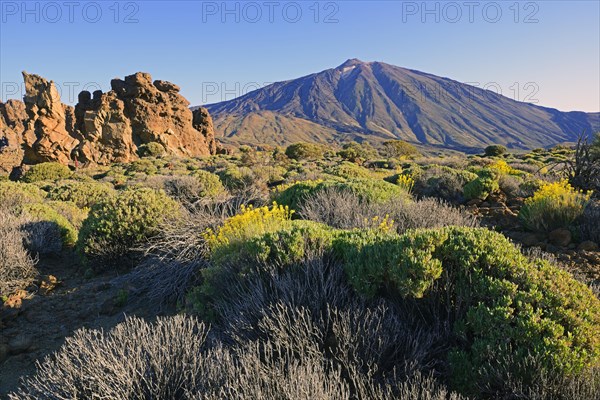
396,174 -> 415,193
488,160 -> 523,176
363,215 -> 395,233
519,179 -> 592,231
204,202 -> 294,259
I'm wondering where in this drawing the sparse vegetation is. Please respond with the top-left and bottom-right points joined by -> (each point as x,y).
4,142 -> 600,400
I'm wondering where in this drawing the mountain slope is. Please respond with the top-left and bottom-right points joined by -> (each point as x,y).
205,59 -> 599,151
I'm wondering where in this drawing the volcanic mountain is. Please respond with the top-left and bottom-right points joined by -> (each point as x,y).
204,59 -> 599,152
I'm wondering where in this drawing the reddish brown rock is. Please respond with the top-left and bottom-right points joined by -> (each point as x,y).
1,71 -> 219,172
75,72 -> 215,164
21,72 -> 79,165
0,100 -> 28,174
192,107 -> 217,154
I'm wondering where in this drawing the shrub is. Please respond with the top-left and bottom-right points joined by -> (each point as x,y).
285,142 -> 325,161
20,219 -> 63,256
46,180 -> 115,208
78,188 -> 181,265
382,140 -> 420,159
21,162 -> 71,183
298,187 -> 477,233
333,227 -> 600,395
0,210 -> 38,297
410,165 -> 477,203
519,179 -> 592,232
125,159 -> 159,176
45,200 -> 88,229
23,203 -> 78,247
0,181 -> 46,210
463,169 -> 499,200
10,316 -> 209,399
10,311 -> 467,400
218,166 -> 255,190
337,142 -> 378,164
204,202 -> 294,265
138,141 -> 166,157
274,178 -> 410,211
488,159 -> 523,176
162,172 -> 225,205
484,145 -> 507,157
325,161 -> 372,179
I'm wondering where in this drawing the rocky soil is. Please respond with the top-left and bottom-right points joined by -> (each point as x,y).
0,254 -> 162,395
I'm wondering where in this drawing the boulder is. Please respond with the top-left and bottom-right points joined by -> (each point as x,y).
578,240 -> 599,252
548,228 -> 572,247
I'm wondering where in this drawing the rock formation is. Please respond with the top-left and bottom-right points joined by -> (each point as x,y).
0,72 -> 218,174
0,100 -> 27,175
21,72 -> 79,165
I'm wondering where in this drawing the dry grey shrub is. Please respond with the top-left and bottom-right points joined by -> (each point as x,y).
414,156 -> 469,170
20,220 -> 63,256
11,311 -> 466,400
130,196 -> 256,308
575,199 -> 600,243
0,210 -> 38,296
298,187 -> 477,233
10,315 -> 208,400
474,352 -> 599,400
208,250 -> 453,396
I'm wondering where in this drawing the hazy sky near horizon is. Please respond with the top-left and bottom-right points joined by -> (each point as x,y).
1,0 -> 598,111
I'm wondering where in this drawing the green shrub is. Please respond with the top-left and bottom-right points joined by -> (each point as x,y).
45,200 -> 88,230
78,188 -> 181,264
138,142 -> 166,157
23,203 -> 78,247
285,142 -> 326,161
333,227 -> 600,395
484,145 -> 507,157
218,166 -> 255,190
274,178 -> 410,211
21,162 -> 71,183
463,169 -> 499,200
46,180 -> 116,208
125,159 -> 158,176
337,142 -> 378,164
210,219 -> 334,268
325,162 -> 372,179
0,181 -> 46,210
382,140 -> 420,158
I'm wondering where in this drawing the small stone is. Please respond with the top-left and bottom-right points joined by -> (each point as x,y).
548,228 -> 572,247
8,334 -> 33,354
522,233 -> 542,247
578,240 -> 599,252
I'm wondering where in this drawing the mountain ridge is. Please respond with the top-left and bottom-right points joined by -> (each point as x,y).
202,59 -> 599,152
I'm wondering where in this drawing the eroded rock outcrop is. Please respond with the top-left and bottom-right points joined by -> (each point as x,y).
0,71 -> 218,173
74,72 -> 215,164
0,100 -> 27,175
21,72 -> 79,165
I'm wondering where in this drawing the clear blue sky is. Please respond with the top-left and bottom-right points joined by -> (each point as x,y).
1,0 -> 598,111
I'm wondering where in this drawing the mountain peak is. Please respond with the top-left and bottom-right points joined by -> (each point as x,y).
205,60 -> 599,151
338,58 -> 366,69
